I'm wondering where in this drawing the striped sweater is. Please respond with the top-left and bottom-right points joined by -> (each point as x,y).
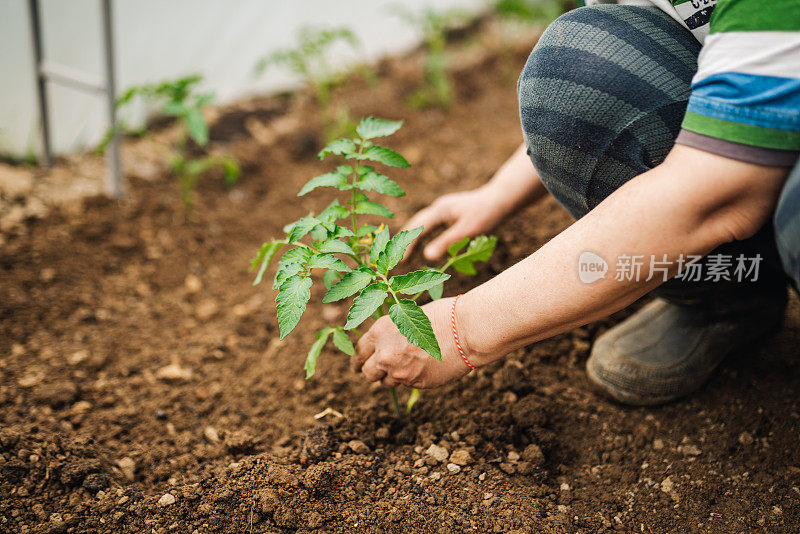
585,0 -> 800,165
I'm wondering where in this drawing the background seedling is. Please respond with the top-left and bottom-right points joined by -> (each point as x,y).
251,117 -> 496,416
255,26 -> 368,142
394,7 -> 471,110
102,75 -> 239,217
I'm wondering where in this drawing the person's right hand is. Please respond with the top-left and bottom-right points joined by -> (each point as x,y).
402,185 -> 511,261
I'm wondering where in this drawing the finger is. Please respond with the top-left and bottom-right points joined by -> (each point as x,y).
381,375 -> 400,388
401,207 -> 449,260
423,223 -> 471,261
352,332 -> 376,372
361,356 -> 386,382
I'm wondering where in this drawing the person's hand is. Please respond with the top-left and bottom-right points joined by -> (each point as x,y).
402,185 -> 511,261
352,297 -> 473,389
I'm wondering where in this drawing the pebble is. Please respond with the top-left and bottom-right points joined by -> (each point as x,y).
348,440 -> 370,454
195,299 -> 219,321
449,449 -> 472,466
68,350 -> 89,365
521,444 -> 545,467
560,483 -> 571,492
681,444 -> 702,456
204,426 -> 220,443
184,274 -> 203,293
652,439 -> 664,450
738,432 -> 754,446
158,493 -> 176,506
660,477 -> 674,493
155,362 -> 193,382
117,457 -> 136,481
446,463 -> 461,474
429,472 -> 442,481
426,444 -> 448,463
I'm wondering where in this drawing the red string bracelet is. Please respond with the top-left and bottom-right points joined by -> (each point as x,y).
450,294 -> 476,371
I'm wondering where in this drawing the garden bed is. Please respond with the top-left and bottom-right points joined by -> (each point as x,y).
1,24 -> 800,534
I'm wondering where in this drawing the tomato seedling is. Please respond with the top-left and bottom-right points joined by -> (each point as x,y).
254,26 -> 369,142
251,117 -> 496,415
104,75 -> 239,217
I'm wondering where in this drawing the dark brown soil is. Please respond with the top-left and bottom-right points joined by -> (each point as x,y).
2,23 -> 800,534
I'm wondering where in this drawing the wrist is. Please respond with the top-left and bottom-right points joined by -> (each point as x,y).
453,291 -> 506,367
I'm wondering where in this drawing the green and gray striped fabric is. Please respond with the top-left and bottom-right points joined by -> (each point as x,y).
583,0 -> 800,163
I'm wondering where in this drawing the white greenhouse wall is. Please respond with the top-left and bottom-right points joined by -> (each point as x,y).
0,0 -> 485,158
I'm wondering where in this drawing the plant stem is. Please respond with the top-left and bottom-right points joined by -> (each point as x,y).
390,387 -> 402,418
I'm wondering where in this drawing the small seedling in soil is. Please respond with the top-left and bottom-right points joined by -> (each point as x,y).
394,7 -> 471,110
255,26 -> 368,142
492,0 -> 569,24
251,117 -> 496,416
103,75 -> 240,217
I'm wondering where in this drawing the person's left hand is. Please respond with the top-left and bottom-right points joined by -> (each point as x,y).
352,297 -> 473,389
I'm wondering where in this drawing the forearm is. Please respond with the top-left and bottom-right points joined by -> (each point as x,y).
459,146 -> 788,364
481,143 -> 548,214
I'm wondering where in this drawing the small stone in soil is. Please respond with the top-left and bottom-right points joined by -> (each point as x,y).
446,463 -> 461,474
117,457 -> 136,481
521,443 -> 545,466
204,426 -> 220,443
426,444 -> 448,463
348,440 -> 370,454
449,449 -> 472,466
158,493 -> 176,506
653,439 -> 664,450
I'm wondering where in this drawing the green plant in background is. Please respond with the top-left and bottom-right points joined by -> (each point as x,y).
103,75 -> 239,216
492,0 -> 570,24
250,117 -> 496,416
255,26 -> 366,142
394,7 -> 470,110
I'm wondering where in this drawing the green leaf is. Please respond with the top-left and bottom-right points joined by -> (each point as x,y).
318,239 -> 353,255
298,172 -> 348,196
318,138 -> 356,159
332,328 -> 354,356
250,241 -> 284,286
448,236 -> 470,257
356,172 -> 405,197
279,247 -> 313,266
332,226 -> 355,239
356,117 -> 403,140
221,157 -> 240,186
451,235 -> 498,275
344,282 -> 388,329
323,267 -> 375,303
376,226 -> 423,273
428,282 -> 444,301
357,224 -> 378,237
288,216 -> 320,243
369,226 -> 390,263
389,299 -> 441,361
307,253 -> 351,272
274,248 -> 312,289
323,269 -> 339,290
185,109 -> 209,146
305,327 -> 333,379
276,274 -> 312,339
359,145 -> 410,168
356,201 -> 394,218
318,200 -> 351,227
390,269 -> 450,294
406,387 -> 421,414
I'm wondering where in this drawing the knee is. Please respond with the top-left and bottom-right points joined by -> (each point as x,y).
517,8 -> 612,217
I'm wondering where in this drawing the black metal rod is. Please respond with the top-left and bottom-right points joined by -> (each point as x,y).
27,0 -> 53,166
